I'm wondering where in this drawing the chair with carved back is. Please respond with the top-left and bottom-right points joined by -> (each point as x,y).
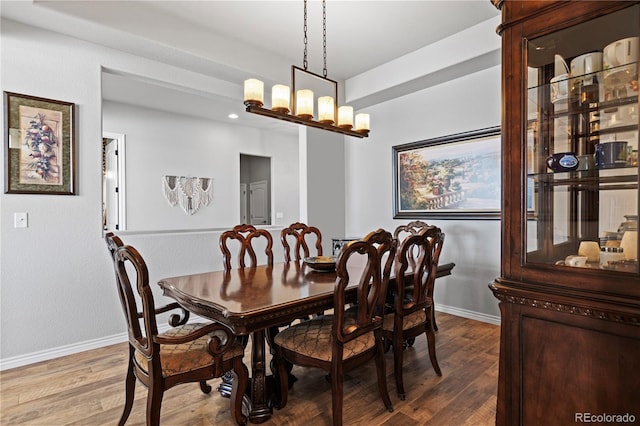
393,220 -> 430,269
393,220 -> 440,331
273,229 -> 396,425
281,221 -> 326,317
382,226 -> 445,400
219,224 -> 279,386
280,222 -> 323,262
105,233 -> 249,425
220,224 -> 274,270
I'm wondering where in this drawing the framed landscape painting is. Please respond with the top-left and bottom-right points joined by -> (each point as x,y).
393,126 -> 501,220
4,92 -> 76,195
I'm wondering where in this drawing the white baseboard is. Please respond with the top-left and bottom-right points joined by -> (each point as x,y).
0,322 -> 179,371
435,304 -> 501,326
1,309 -> 498,371
0,332 -> 128,371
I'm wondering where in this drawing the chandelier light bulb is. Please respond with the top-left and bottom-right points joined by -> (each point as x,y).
296,89 -> 314,119
244,79 -> 264,106
318,96 -> 335,124
355,113 -> 370,133
272,84 -> 290,113
338,106 -> 354,129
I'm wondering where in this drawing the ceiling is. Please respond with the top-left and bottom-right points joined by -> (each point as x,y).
0,1 -> 500,132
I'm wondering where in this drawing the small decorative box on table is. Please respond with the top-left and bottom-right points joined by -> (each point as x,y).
331,238 -> 359,256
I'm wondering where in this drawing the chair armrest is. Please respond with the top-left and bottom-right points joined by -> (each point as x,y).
154,322 -> 236,356
135,302 -> 191,326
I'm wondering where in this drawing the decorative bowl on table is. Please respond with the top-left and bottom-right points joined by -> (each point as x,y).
303,256 -> 337,272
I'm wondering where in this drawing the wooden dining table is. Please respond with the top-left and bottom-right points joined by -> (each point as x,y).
158,260 -> 455,424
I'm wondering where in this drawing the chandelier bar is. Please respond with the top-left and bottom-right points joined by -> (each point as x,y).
244,103 -> 369,138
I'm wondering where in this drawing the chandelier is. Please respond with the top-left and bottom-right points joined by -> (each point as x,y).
243,0 -> 369,138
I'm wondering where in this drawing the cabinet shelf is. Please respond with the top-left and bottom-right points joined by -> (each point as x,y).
528,166 -> 638,184
528,171 -> 638,191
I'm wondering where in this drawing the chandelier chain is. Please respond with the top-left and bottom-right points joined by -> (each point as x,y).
322,0 -> 327,77
303,0 -> 308,70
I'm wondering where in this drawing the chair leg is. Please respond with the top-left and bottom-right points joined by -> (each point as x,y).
330,359 -> 345,426
200,380 -> 212,393
230,357 -> 249,425
432,304 -> 438,332
146,384 -> 164,426
426,324 -> 442,376
374,337 -> 394,412
393,331 -> 406,400
118,349 -> 136,426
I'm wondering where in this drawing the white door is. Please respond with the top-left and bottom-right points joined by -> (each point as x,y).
104,138 -> 119,231
103,132 -> 126,231
250,180 -> 268,225
240,183 -> 248,224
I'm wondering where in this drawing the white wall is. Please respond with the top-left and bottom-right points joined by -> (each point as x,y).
305,128 -> 347,254
1,15 -> 501,369
0,19 -> 303,367
345,65 -> 502,320
102,101 -> 299,231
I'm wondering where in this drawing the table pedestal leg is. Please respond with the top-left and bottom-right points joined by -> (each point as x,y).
248,329 -> 272,423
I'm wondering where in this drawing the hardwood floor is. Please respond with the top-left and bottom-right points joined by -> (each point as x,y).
0,313 -> 499,425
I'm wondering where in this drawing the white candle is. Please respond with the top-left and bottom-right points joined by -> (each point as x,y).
296,89 -> 314,118
338,106 -> 353,129
244,79 -> 264,106
355,113 -> 370,132
318,96 -> 335,123
271,84 -> 290,113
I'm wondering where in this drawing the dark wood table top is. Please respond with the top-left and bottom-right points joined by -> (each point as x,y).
158,261 -> 455,335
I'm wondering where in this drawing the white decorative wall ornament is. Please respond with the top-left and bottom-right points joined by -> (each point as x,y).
162,176 -> 213,215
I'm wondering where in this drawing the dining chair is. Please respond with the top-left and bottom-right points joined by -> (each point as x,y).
382,226 -> 445,400
272,229 -> 396,425
105,233 -> 249,426
280,221 -> 323,262
393,220 -> 440,331
220,224 -> 274,270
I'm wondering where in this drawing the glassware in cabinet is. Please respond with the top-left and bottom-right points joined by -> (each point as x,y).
524,5 -> 639,273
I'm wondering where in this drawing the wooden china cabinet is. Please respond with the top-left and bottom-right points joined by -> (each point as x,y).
490,1 -> 640,425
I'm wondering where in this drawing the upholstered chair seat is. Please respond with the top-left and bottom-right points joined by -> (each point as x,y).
274,316 -> 374,362
383,309 -> 427,333
134,324 -> 245,377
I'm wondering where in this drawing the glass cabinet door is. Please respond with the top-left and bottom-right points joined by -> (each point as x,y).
525,4 -> 639,273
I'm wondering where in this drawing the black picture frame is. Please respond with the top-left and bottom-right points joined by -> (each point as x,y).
4,92 -> 76,195
393,126 -> 501,220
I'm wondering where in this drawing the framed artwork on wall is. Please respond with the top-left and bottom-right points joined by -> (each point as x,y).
393,126 -> 501,220
4,92 -> 76,195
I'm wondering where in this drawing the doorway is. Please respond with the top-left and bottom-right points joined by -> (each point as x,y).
240,154 -> 271,226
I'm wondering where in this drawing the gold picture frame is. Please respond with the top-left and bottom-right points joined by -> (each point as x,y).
4,92 -> 76,195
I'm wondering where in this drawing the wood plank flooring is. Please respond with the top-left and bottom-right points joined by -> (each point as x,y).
0,313 -> 499,425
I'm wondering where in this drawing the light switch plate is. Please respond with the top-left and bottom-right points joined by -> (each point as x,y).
14,212 -> 28,228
